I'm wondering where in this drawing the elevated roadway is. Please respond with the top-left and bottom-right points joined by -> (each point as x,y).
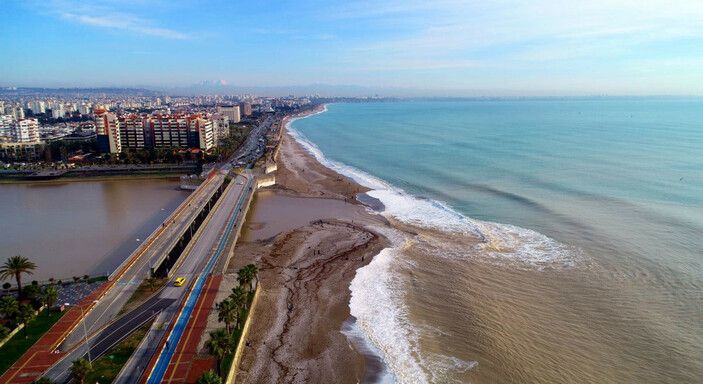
43,173 -> 253,383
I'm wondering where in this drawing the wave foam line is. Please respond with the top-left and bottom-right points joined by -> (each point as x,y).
286,110 -> 579,266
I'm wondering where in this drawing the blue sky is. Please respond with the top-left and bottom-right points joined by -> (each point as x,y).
2,0 -> 703,95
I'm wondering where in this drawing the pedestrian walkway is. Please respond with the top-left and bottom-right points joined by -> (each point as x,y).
155,275 -> 221,383
0,282 -> 110,383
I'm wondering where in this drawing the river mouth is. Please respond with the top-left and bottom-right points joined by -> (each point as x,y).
0,178 -> 189,281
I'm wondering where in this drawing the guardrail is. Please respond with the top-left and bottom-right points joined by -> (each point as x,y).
107,176 -> 217,281
145,176 -> 253,384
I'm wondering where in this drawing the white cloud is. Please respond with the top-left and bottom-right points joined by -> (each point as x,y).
330,0 -> 703,70
49,0 -> 190,40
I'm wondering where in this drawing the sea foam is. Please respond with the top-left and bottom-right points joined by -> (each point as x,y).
287,112 -> 578,267
287,106 -> 579,383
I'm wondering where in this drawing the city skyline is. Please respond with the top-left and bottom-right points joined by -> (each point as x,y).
2,0 -> 703,96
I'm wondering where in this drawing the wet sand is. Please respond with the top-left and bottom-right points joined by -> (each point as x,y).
228,115 -> 389,383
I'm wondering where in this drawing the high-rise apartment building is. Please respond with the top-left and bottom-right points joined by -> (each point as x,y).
239,102 -> 252,116
0,115 -> 13,142
191,117 -> 215,150
31,101 -> 46,115
150,115 -> 191,149
51,105 -> 65,119
12,106 -> 25,120
216,105 -> 240,123
98,113 -> 217,153
94,109 -> 122,153
120,115 -> 149,149
211,114 -> 229,145
11,118 -> 40,143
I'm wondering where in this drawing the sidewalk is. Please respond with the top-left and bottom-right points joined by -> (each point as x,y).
154,275 -> 221,383
0,282 -> 110,383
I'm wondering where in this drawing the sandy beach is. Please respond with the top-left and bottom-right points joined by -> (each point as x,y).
227,114 -> 390,383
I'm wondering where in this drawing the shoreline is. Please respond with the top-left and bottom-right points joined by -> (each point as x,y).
0,172 -> 184,185
228,105 -> 393,383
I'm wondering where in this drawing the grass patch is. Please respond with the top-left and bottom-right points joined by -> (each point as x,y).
118,277 -> 166,316
84,322 -> 152,384
219,291 -> 255,376
0,309 -> 64,375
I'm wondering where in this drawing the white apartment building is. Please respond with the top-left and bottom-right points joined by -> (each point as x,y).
191,117 -> 215,151
211,113 -> 230,145
12,118 -> 40,143
31,101 -> 46,114
94,110 -> 122,153
216,105 -> 240,123
0,115 -> 13,142
52,105 -> 65,119
12,106 -> 25,120
78,103 -> 92,115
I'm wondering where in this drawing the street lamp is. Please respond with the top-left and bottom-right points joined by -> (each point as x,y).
78,300 -> 99,366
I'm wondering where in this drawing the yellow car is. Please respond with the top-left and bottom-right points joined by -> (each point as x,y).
173,277 -> 186,287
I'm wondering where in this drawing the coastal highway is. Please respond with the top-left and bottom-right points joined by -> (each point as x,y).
54,113 -> 273,347
40,114 -> 272,382
57,174 -> 226,351
144,174 -> 253,383
43,173 -> 252,383
227,114 -> 277,169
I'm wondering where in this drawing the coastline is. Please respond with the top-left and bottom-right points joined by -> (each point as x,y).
0,172 -> 184,185
228,105 -> 392,383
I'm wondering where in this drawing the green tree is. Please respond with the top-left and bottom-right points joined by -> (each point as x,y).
237,264 -> 258,293
0,323 -> 10,339
17,303 -> 35,334
206,329 -> 233,377
0,295 -> 19,321
43,286 -> 59,310
230,285 -> 248,315
197,370 -> 223,384
0,255 -> 37,296
70,358 -> 92,384
23,284 -> 42,308
216,298 -> 239,335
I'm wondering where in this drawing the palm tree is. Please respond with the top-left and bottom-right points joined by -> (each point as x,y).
216,298 -> 239,335
230,285 -> 248,314
0,255 -> 37,296
237,264 -> 258,293
43,286 -> 58,311
0,295 -> 19,321
197,370 -> 223,384
206,329 -> 232,376
70,358 -> 92,384
17,304 -> 34,334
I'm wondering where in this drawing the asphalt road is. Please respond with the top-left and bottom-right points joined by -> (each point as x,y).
59,174 -> 224,350
42,115 -> 274,383
43,293 -> 176,382
226,114 -> 277,169
44,175 -> 249,383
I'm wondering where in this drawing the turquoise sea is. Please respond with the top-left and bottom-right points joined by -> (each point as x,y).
290,99 -> 703,383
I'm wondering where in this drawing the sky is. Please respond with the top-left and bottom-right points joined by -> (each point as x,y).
1,0 -> 703,96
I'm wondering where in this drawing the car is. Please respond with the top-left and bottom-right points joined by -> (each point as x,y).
173,277 -> 186,287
